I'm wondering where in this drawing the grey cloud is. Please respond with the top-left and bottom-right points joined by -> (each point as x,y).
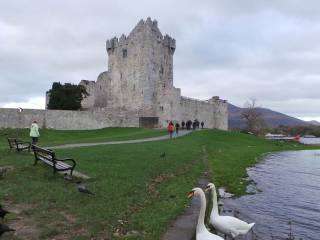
0,0 -> 320,119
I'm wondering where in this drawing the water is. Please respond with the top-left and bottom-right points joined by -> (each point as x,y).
223,150 -> 320,240
300,137 -> 320,145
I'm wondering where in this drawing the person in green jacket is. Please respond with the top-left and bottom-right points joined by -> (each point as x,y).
30,120 -> 40,145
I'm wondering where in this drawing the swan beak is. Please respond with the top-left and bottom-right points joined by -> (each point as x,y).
187,191 -> 194,199
204,186 -> 210,192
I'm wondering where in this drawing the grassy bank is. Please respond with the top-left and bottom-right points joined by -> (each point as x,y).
0,129 -> 318,239
0,127 -> 167,148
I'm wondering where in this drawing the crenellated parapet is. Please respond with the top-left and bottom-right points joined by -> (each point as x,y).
208,96 -> 228,104
106,37 -> 118,53
163,34 -> 176,54
106,17 -> 176,55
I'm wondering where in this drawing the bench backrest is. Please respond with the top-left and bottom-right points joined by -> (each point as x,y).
32,145 -> 56,163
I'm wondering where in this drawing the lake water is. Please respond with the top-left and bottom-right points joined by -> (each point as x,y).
223,150 -> 320,240
300,137 -> 320,145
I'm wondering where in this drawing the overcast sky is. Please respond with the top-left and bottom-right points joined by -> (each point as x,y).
1,0 -> 320,121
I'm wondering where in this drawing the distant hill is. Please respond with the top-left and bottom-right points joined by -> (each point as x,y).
307,120 -> 320,126
228,103 -> 313,129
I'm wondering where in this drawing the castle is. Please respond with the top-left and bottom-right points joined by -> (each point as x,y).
0,18 -> 228,130
77,18 -> 228,129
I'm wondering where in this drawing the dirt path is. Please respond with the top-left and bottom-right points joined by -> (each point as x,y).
47,130 -> 193,150
162,145 -> 211,240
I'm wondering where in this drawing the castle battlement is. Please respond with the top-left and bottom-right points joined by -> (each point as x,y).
106,18 -> 175,54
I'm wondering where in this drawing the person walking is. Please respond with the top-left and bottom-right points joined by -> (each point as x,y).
181,121 -> 185,130
175,122 -> 180,136
30,120 -> 40,145
167,121 -> 175,139
186,120 -> 192,130
201,121 -> 204,129
192,121 -> 196,130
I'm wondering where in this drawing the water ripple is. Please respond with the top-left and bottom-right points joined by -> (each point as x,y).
223,150 -> 320,240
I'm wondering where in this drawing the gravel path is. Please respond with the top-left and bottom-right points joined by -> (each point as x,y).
47,130 -> 193,150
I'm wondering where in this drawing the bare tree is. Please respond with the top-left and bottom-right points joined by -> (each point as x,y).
241,99 -> 266,135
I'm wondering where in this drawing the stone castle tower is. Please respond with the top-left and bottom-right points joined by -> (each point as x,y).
94,18 -> 175,116
79,17 -> 228,129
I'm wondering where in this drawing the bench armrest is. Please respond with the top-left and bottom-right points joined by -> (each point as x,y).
57,158 -> 76,167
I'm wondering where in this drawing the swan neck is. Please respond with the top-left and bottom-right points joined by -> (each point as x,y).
197,190 -> 207,233
211,188 -> 219,218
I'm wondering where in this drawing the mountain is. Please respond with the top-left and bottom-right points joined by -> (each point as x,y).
308,120 -> 320,126
228,103 -> 311,129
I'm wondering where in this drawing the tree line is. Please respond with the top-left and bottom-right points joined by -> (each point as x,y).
240,99 -> 320,137
47,82 -> 89,110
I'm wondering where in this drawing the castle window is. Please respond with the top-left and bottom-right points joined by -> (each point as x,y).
159,106 -> 164,111
163,83 -> 166,89
159,65 -> 164,74
120,72 -> 123,79
122,49 -> 127,58
133,84 -> 135,91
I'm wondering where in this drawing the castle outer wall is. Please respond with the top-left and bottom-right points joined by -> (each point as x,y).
0,100 -> 227,130
0,108 -> 139,130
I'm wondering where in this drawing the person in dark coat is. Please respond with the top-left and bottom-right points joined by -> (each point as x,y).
195,119 -> 200,129
192,121 -> 196,130
187,120 -> 192,130
201,121 -> 204,129
181,121 -> 185,129
175,122 -> 180,135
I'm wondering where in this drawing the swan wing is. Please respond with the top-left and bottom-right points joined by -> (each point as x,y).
211,216 -> 254,236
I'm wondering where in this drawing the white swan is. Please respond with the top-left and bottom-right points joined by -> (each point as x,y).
188,187 -> 224,240
205,183 -> 255,239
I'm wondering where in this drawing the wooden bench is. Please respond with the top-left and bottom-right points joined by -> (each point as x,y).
32,145 -> 76,176
7,138 -> 31,152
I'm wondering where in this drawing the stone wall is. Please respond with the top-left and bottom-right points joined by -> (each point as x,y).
157,96 -> 228,130
208,97 -> 228,130
0,108 -> 139,130
155,87 -> 228,130
179,97 -> 216,128
79,80 -> 96,109
0,108 -> 46,128
157,87 -> 181,126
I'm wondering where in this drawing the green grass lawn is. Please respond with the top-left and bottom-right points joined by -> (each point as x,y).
0,127 -> 167,149
0,129 -> 319,239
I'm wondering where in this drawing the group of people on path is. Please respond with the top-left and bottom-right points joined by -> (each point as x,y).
30,118 -> 203,142
182,119 -> 204,130
167,119 -> 205,139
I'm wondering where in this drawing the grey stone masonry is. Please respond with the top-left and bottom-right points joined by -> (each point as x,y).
80,17 -> 228,130
1,18 -> 228,130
